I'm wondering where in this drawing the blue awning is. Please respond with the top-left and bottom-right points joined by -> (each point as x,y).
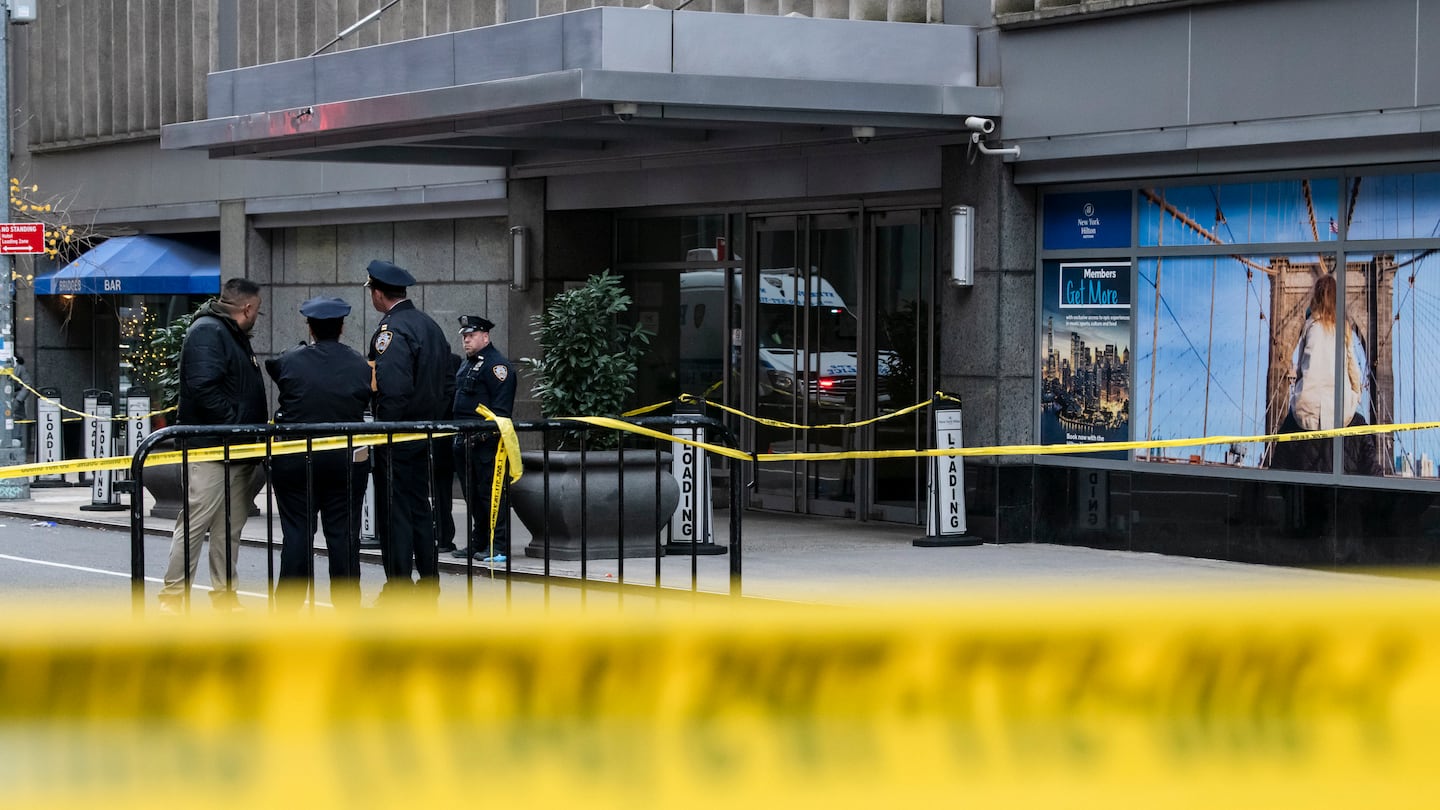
33,235 -> 221,296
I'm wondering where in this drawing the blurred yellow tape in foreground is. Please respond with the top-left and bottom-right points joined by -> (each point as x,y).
3,588 -> 1439,809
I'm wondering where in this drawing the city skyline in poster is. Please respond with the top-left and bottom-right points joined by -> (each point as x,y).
1040,260 -> 1132,460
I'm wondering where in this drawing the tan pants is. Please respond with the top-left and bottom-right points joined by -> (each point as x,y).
159,461 -> 259,601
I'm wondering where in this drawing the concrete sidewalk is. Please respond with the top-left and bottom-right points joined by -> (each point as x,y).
2,482 -> 1425,605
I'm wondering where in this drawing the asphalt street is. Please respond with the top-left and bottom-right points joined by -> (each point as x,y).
0,518 -> 567,613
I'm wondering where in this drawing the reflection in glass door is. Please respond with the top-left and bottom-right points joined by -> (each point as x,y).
748,214 -> 861,517
869,210 -> 935,523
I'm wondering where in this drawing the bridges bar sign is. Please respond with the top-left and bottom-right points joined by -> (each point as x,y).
0,223 -> 44,254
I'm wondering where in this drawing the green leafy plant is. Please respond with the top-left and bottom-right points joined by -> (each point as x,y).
124,301 -> 207,410
526,271 -> 652,448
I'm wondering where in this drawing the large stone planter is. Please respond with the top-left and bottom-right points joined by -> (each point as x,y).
140,458 -> 265,521
513,450 -> 680,560
140,462 -> 185,520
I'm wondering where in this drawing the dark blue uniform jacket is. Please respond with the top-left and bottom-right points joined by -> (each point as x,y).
265,340 -> 372,425
453,343 -> 517,420
367,299 -> 451,422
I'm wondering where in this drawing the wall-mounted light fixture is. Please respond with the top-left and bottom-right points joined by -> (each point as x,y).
950,205 -> 974,287
510,225 -> 529,291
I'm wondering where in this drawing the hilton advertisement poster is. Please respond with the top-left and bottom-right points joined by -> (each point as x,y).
1040,260 -> 1132,460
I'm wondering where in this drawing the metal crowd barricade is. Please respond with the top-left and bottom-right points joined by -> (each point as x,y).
128,414 -> 743,615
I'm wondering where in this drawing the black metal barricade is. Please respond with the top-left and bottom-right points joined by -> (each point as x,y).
129,415 -> 742,615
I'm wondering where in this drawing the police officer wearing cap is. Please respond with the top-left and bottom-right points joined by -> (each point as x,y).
365,259 -> 452,603
433,350 -> 464,555
264,297 -> 373,611
452,315 -> 517,561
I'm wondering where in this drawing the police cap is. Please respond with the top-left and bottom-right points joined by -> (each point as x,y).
458,315 -> 495,334
366,259 -> 416,288
299,296 -> 351,320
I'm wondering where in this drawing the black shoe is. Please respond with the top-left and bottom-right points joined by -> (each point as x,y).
209,592 -> 246,613
437,544 -> 457,554
450,547 -> 476,559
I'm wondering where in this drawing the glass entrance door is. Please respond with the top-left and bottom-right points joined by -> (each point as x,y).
614,207 -> 934,523
868,210 -> 935,523
748,213 -> 861,517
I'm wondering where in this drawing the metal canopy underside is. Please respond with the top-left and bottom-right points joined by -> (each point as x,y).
161,8 -> 1000,172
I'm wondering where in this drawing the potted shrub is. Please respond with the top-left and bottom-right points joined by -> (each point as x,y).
122,305 -> 201,518
511,271 -> 680,560
126,304 -> 202,415
125,301 -> 262,519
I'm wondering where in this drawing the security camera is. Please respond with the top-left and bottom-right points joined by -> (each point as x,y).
852,126 -> 876,145
964,116 -> 995,134
613,102 -> 638,123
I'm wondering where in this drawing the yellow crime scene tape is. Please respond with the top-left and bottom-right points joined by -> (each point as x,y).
1,389 -> 1437,479
0,368 -> 177,424
701,389 -> 959,429
0,432 -> 440,480
2,590 -> 1439,808
621,389 -> 957,429
475,403 -> 522,567
544,412 -> 1440,464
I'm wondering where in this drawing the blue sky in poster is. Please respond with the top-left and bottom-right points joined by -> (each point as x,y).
1138,173 -> 1440,243
1134,249 -> 1440,474
1347,173 -> 1440,240
1133,255 -> 1280,466
1139,180 -> 1340,246
1361,251 -> 1440,473
1345,176 -> 1440,476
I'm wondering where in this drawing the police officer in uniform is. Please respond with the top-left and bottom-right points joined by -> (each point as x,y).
365,260 -> 452,603
433,351 -> 463,554
452,315 -> 517,562
264,296 -> 372,610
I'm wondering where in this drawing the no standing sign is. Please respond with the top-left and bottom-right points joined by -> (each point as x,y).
0,223 -> 44,254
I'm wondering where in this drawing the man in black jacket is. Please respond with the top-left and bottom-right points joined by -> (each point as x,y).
265,296 -> 373,611
365,259 -> 451,604
158,278 -> 267,614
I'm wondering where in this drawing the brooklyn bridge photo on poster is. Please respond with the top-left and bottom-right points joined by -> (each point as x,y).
1129,176 -> 1440,477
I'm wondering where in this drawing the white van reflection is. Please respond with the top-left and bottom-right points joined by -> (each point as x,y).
678,264 -> 894,408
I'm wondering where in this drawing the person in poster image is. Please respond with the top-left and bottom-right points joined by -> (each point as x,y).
1272,274 -> 1377,474
1291,274 -> 1361,432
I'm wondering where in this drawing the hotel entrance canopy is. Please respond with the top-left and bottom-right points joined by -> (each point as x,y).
160,9 -> 999,172
34,236 -> 220,296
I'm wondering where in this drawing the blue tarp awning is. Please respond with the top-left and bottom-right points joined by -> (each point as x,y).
33,235 -> 221,296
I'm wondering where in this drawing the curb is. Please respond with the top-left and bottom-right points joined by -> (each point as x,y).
0,505 -> 738,599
